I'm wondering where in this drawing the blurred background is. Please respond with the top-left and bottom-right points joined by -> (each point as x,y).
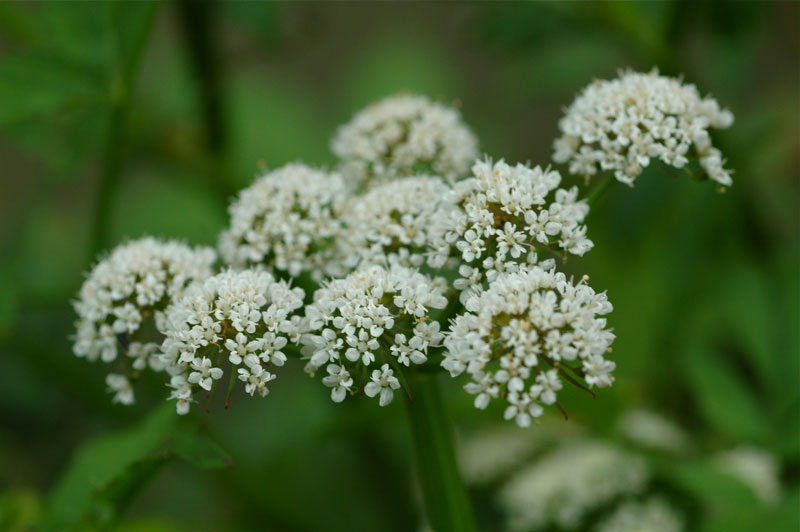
0,1 -> 797,531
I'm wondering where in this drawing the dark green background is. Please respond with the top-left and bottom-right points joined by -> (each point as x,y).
0,1 -> 797,531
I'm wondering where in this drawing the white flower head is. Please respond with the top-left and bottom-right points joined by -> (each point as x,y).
218,163 -> 349,281
340,175 -> 461,270
441,158 -> 593,299
160,269 -> 304,414
499,440 -> 648,531
301,264 -> 447,406
332,94 -> 479,185
72,237 -> 216,405
443,264 -> 615,427
553,68 -> 734,186
618,409 -> 692,455
596,497 -> 684,532
715,445 -> 781,505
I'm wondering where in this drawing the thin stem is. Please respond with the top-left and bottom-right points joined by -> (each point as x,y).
91,2 -> 159,256
177,0 -> 236,203
403,372 -> 476,532
586,172 -> 616,208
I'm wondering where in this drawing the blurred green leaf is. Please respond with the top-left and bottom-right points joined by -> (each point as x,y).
339,35 -> 460,112
109,168 -> 227,247
0,263 -> 18,339
0,489 -> 42,532
173,433 -> 233,470
0,1 -> 158,177
42,404 -> 176,529
88,454 -> 171,528
682,340 -> 770,442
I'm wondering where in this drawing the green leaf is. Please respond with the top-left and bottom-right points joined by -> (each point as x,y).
173,433 -> 234,470
87,454 -> 172,528
682,340 -> 770,442
42,404 -> 177,529
0,489 -> 42,532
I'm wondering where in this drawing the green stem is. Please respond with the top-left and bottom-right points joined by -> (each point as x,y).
177,0 -> 236,203
90,2 -> 159,256
403,372 -> 476,532
586,172 -> 616,208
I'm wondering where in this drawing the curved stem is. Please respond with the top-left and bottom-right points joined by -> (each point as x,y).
403,372 -> 476,532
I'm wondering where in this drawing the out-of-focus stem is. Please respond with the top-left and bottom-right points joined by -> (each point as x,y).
176,0 -> 236,203
403,372 -> 476,532
91,2 -> 159,256
586,172 -> 617,206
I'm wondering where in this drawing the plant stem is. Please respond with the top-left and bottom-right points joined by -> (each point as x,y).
177,0 -> 236,203
586,172 -> 616,208
403,372 -> 476,532
91,2 -> 159,257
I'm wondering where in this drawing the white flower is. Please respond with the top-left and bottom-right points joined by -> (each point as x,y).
553,68 -> 734,186
106,373 -> 134,405
301,264 -> 447,405
440,159 -> 593,297
237,363 -> 276,397
332,94 -> 478,184
458,426 -> 546,486
596,498 -> 684,532
218,163 -> 349,281
160,269 -> 304,414
322,364 -> 353,403
443,264 -> 615,427
187,357 -> 224,391
618,409 -> 692,455
715,445 -> 781,505
339,175 -> 461,270
499,440 -> 648,531
72,237 -> 216,405
364,364 -> 401,406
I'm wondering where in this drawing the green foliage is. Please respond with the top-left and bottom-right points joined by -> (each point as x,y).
1,1 -> 798,531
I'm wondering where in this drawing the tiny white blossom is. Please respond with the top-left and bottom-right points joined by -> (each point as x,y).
218,163 -> 349,281
332,94 -> 478,185
72,237 -> 216,406
438,159 -> 593,299
301,264 -> 446,405
364,364 -> 401,406
160,269 -> 304,414
596,498 -> 684,532
443,264 -> 615,426
339,175 -> 461,270
106,373 -> 134,405
715,445 -> 781,505
554,68 -> 734,186
499,440 -> 648,531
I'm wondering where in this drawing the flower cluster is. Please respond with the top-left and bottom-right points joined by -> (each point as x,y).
340,175 -> 459,270
715,445 -> 781,505
159,269 -> 304,414
596,498 -> 683,532
442,159 -> 592,300
443,264 -> 615,427
553,69 -> 734,186
301,264 -> 447,406
618,409 -> 692,455
499,440 -> 648,531
218,163 -> 349,281
72,237 -> 216,404
332,94 -> 479,185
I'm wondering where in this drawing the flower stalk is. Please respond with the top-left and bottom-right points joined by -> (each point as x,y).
404,371 -> 476,532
